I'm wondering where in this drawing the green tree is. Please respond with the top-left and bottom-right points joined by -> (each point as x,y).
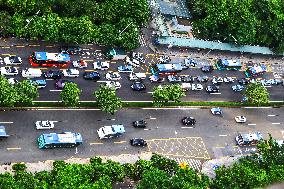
15,80 -> 39,105
0,11 -> 13,37
94,85 -> 122,115
152,84 -> 186,107
0,76 -> 18,107
242,82 -> 269,105
60,82 -> 81,107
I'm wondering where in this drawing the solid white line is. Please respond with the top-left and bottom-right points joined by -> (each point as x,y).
34,109 -> 101,111
248,124 -> 256,125
0,122 -> 13,124
181,127 -> 194,129
49,90 -> 62,92
210,93 -> 222,95
141,107 -> 199,110
272,123 -> 281,125
125,101 -> 153,102
7,147 -> 21,150
243,107 -> 272,109
33,101 -> 61,102
219,135 -> 227,137
268,115 -> 277,117
270,101 -> 284,102
147,92 -> 154,94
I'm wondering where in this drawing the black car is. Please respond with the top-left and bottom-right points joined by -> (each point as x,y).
196,76 -> 209,82
201,65 -> 213,72
238,78 -> 249,85
131,82 -> 146,91
60,46 -> 82,55
182,117 -> 196,126
181,76 -> 194,83
83,71 -> 101,81
206,85 -> 219,93
133,120 -> 147,128
42,70 -> 63,79
130,138 -> 147,147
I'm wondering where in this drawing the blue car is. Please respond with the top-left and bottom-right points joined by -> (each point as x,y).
118,65 -> 133,72
211,107 -> 223,115
29,79 -> 47,89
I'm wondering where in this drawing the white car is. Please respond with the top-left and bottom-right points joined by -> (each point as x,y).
97,125 -> 125,139
191,83 -> 203,91
0,66 -> 18,76
105,81 -> 121,90
129,72 -> 146,81
125,56 -> 140,67
235,116 -> 247,123
63,69 -> 80,77
224,77 -> 234,83
106,72 -> 121,80
93,61 -> 109,70
4,56 -> 22,65
35,120 -> 56,130
8,78 -> 18,85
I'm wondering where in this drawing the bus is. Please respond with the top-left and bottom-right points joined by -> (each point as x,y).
216,59 -> 242,71
29,52 -> 71,68
37,132 -> 83,149
151,63 -> 183,76
244,64 -> 267,77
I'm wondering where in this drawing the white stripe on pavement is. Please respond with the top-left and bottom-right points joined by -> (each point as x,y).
268,115 -> 277,117
142,107 -> 199,110
34,109 -> 101,111
181,127 -> 194,129
248,123 -> 256,125
0,122 -> 13,124
272,123 -> 281,125
219,135 -> 227,137
210,93 -> 222,95
49,90 -> 62,92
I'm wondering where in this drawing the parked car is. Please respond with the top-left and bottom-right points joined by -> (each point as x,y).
181,83 -> 191,91
238,78 -> 249,85
212,77 -> 223,85
72,60 -> 87,68
29,79 -> 47,89
131,52 -> 145,63
42,70 -> 63,79
106,71 -> 121,80
4,56 -> 22,65
83,71 -> 100,81
55,80 -> 73,89
60,46 -> 82,55
196,76 -> 209,82
133,120 -> 147,128
184,57 -> 197,68
181,75 -> 195,83
159,55 -> 171,63
269,79 -> 283,85
224,77 -> 235,83
235,132 -> 263,146
63,69 -> 79,78
260,79 -> 272,87
105,81 -> 121,90
22,68 -> 42,78
130,138 -> 147,147
181,117 -> 196,126
131,82 -> 146,91
0,66 -> 18,76
191,83 -> 203,91
97,125 -> 125,139
125,56 -> 140,67
168,75 -> 181,83
8,78 -> 18,85
118,65 -> 133,72
129,72 -> 146,81
93,61 -> 110,70
232,84 -> 245,92
201,65 -> 213,72
35,120 -> 56,130
235,116 -> 247,123
206,85 -> 219,93
211,107 -> 223,115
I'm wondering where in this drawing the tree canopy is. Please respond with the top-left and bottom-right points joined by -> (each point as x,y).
60,82 -> 81,107
0,0 -> 150,50
242,82 -> 269,105
187,0 -> 284,53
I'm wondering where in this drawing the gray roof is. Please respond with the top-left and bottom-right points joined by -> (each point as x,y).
157,0 -> 191,18
157,36 -> 283,55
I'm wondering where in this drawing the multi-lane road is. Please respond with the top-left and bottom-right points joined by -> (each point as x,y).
0,38 -> 283,102
0,107 -> 283,164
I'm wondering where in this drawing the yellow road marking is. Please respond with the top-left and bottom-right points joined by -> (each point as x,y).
15,45 -> 25,48
114,141 -> 126,144
2,46 -> 10,48
90,142 -> 103,145
46,45 -> 54,47
29,44 -> 40,47
7,147 -> 21,151
1,54 -> 11,56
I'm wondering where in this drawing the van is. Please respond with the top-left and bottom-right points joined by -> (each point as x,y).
22,68 -> 42,78
129,72 -> 146,81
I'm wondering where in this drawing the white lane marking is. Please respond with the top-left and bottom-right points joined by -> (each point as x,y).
181,127 -> 194,129
34,109 -> 101,111
114,141 -> 126,144
149,117 -> 157,120
248,124 -> 256,126
264,86 -> 272,88
270,100 -> 284,102
0,122 -> 13,124
147,92 -> 154,94
144,128 -> 150,130
268,115 -> 277,117
90,142 -> 103,145
210,93 -> 222,95
97,81 -> 107,83
49,90 -> 62,92
45,79 -> 54,80
7,147 -> 21,151
243,107 -> 272,109
272,123 -> 281,125
219,135 -> 227,137
142,107 -> 199,110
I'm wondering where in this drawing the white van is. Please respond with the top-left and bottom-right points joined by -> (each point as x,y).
129,72 -> 146,81
125,56 -> 140,67
22,68 -> 42,78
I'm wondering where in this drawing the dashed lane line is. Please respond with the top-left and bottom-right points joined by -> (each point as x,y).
29,44 -> 40,47
90,142 -> 103,145
272,123 -> 281,125
248,123 -> 256,126
114,141 -> 126,144
0,122 -> 13,124
7,147 -> 21,151
15,45 -> 25,48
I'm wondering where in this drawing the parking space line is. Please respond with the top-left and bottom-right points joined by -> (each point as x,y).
114,141 -> 126,144
7,147 -> 21,151
90,142 -> 103,145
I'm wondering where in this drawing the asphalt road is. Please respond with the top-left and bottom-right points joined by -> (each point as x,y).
0,107 -> 283,163
0,38 -> 283,102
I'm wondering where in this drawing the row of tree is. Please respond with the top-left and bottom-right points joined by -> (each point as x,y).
1,137 -> 284,188
187,0 -> 284,53
0,0 -> 150,50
